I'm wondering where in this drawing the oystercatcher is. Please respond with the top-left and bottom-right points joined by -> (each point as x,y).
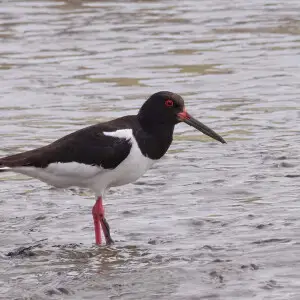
0,91 -> 226,245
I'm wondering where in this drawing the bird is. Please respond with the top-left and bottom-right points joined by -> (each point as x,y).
0,91 -> 226,245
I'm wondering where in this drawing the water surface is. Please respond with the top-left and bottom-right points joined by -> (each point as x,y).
0,0 -> 300,299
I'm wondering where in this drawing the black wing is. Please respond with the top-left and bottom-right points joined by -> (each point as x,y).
0,115 -> 138,170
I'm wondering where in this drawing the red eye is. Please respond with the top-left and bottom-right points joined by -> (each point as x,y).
165,99 -> 174,107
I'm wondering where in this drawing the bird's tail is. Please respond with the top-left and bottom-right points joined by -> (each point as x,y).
0,165 -> 10,172
0,161 -> 10,173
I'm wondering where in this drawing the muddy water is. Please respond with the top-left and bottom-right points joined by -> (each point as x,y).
0,0 -> 300,299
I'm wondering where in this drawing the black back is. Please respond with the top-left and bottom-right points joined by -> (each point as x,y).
0,116 -> 135,169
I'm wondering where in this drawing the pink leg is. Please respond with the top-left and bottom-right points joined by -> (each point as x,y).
92,197 -> 114,245
92,200 -> 102,245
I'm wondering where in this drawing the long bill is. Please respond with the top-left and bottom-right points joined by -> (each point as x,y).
177,110 -> 226,144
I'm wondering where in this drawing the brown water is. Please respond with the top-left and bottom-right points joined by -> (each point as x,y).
0,0 -> 300,299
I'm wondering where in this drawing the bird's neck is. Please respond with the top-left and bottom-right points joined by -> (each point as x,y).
136,114 -> 174,159
137,114 -> 174,135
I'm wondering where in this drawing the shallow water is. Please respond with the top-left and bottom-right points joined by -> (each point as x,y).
0,0 -> 300,299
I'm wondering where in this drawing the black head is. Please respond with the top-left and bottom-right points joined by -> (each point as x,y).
138,91 -> 226,144
138,91 -> 184,125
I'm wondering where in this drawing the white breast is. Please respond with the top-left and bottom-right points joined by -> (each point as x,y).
88,129 -> 155,195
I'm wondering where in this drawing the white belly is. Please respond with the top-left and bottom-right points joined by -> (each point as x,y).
13,162 -> 102,189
